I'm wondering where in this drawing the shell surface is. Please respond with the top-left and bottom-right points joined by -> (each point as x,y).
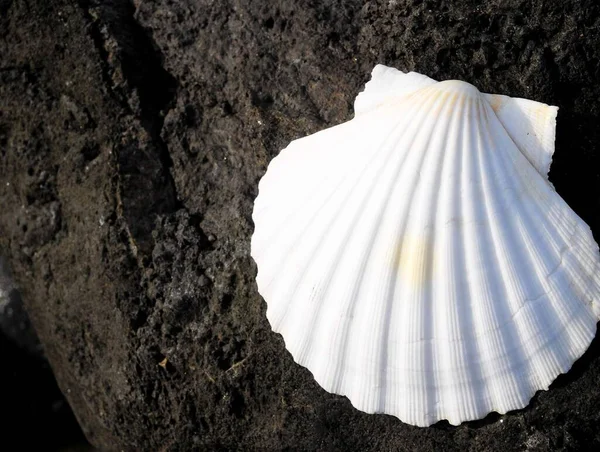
251,65 -> 600,426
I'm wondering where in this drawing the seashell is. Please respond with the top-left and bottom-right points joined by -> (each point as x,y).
251,64 -> 600,426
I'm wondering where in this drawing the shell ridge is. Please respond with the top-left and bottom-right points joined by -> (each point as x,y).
453,98 -> 497,421
259,119 -> 406,298
403,95 -> 482,425
257,92 -> 441,297
336,88 -> 454,406
483,93 -> 558,180
449,97 -> 484,422
376,162 -> 434,415
373,117 -> 448,417
541,201 -> 600,298
565,226 -> 600,277
512,184 -> 600,282
479,102 -> 550,408
400,86 -> 449,418
291,99 -> 432,366
437,96 -> 486,424
253,121 -> 375,262
480,102 -> 589,397
484,102 -> 598,355
255,92 -> 433,239
386,93 -> 454,423
330,88 -> 452,405
388,90 -> 464,424
261,177 -> 360,331
470,98 -> 530,413
481,100 -> 553,206
252,116 -> 386,252
380,89 -> 476,425
269,106 -> 424,336
541,241 -> 600,353
484,104 -> 556,332
420,92 -> 469,424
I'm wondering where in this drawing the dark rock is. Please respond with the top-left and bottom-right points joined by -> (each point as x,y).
1,0 -> 600,450
0,256 -> 41,354
0,258 -> 89,450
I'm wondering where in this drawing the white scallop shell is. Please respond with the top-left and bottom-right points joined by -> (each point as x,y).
251,64 -> 600,426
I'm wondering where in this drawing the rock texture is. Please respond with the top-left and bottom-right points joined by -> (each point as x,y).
1,0 -> 600,450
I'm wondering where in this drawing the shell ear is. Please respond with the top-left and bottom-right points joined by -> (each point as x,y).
484,93 -> 558,181
354,64 -> 437,115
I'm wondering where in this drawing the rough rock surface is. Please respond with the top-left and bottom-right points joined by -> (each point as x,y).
1,0 -> 600,450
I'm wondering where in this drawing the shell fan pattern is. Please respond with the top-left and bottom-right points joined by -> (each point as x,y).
251,64 -> 600,427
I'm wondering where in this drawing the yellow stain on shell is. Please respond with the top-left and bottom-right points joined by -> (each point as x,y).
531,103 -> 555,132
426,90 -> 455,117
486,94 -> 509,113
396,232 -> 436,287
